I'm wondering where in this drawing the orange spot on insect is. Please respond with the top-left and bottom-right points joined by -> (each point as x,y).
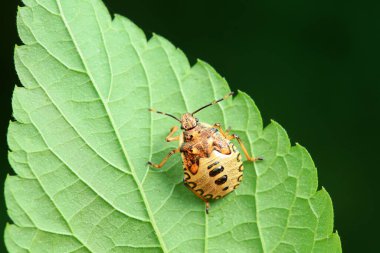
190,163 -> 198,174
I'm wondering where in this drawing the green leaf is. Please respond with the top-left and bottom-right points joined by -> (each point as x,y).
5,0 -> 342,252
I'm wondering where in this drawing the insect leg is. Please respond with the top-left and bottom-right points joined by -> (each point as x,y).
229,134 -> 263,162
147,148 -> 180,169
165,126 -> 180,142
214,123 -> 262,161
213,123 -> 231,138
184,183 -> 211,214
225,126 -> 231,135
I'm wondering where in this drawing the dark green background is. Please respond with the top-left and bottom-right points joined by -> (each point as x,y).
1,0 -> 379,252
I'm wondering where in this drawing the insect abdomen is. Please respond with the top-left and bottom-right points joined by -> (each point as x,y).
184,142 -> 243,200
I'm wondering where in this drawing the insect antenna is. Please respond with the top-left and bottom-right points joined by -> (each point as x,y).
149,108 -> 181,122
192,92 -> 234,115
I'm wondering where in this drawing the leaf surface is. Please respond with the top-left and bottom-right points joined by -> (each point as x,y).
5,0 -> 342,252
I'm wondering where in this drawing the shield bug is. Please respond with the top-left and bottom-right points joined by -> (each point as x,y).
148,92 -> 262,213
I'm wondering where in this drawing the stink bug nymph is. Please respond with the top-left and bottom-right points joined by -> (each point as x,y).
148,92 -> 262,213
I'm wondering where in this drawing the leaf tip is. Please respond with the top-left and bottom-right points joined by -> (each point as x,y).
269,118 -> 280,126
295,142 -> 306,150
196,58 -> 206,65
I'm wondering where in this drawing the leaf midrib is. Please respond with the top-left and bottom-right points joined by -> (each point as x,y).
154,38 -> 211,253
243,95 -> 265,252
56,1 -> 168,252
